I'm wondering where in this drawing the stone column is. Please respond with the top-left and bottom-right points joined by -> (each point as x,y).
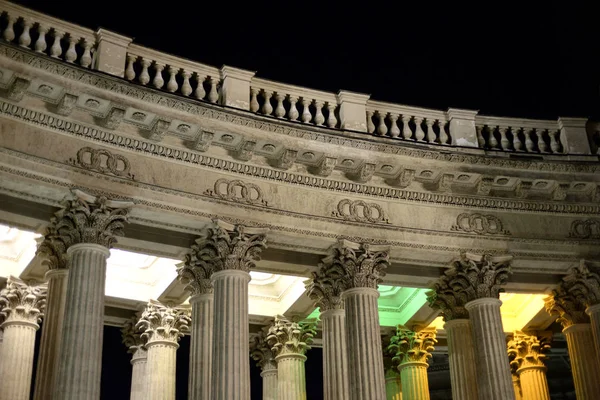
382,333 -> 402,400
54,190 -> 132,400
440,252 -> 515,400
250,328 -> 278,400
507,331 -> 552,400
389,327 -> 436,400
306,256 -> 349,400
332,240 -> 388,400
137,300 -> 191,400
427,277 -> 479,400
0,276 -> 47,400
267,315 -> 316,400
199,221 -> 267,400
177,237 -> 216,400
122,314 -> 148,400
545,287 -> 600,398
384,369 -> 402,400
33,230 -> 70,400
511,374 -> 522,400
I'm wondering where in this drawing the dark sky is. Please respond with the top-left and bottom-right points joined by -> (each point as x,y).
13,0 -> 599,120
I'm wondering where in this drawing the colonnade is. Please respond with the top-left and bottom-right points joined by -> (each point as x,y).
0,191 -> 599,400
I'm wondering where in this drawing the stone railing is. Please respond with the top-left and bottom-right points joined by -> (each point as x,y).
0,0 -> 596,157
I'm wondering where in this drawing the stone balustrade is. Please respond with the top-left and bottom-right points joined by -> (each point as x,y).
0,0 -> 596,156
0,2 -> 96,67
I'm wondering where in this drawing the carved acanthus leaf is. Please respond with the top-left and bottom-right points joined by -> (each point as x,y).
381,330 -> 400,373
250,328 -> 277,371
266,315 -> 316,357
389,327 -> 437,365
36,218 -> 69,270
53,190 -> 132,249
177,236 -> 218,295
136,300 -> 191,344
0,276 -> 47,325
562,260 -> 600,307
121,313 -> 146,353
426,277 -> 469,321
442,252 -> 513,302
544,286 -> 589,328
305,257 -> 346,311
507,331 -> 551,371
329,240 -> 389,290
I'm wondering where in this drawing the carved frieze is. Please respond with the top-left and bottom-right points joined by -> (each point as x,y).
451,213 -> 510,235
236,140 -> 256,161
56,93 -> 78,116
68,147 -> 134,180
7,77 -> 30,101
146,119 -> 170,142
102,107 -> 125,130
333,199 -> 389,224
205,178 -> 269,207
569,219 -> 600,239
194,130 -> 214,151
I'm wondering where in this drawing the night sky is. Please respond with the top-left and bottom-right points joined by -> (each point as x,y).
15,0 -> 593,398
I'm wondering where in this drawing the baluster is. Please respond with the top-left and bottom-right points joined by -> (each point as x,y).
274,93 -> 285,118
550,130 -> 561,153
261,90 -> 273,115
50,30 -> 64,58
415,117 -> 425,141
476,125 -> 485,148
250,87 -> 259,112
151,63 -> 164,88
377,111 -> 388,136
3,15 -> 16,42
488,126 -> 499,149
499,126 -> 510,150
194,75 -> 206,100
425,119 -> 435,143
34,24 -> 48,53
207,77 -> 219,103
139,58 -> 151,85
181,70 -> 192,96
537,129 -> 548,153
288,96 -> 299,120
389,114 -> 400,138
512,127 -> 523,151
80,39 -> 92,68
19,18 -> 33,48
166,66 -> 178,92
524,129 -> 535,152
366,111 -> 375,133
401,115 -> 412,140
326,103 -> 337,128
314,101 -> 325,126
301,98 -> 311,123
65,36 -> 78,63
438,120 -> 449,144
125,54 -> 136,81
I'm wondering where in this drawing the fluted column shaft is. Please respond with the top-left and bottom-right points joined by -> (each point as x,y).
55,243 -> 110,400
130,348 -> 148,400
563,323 -> 600,398
0,320 -> 39,400
189,293 -> 213,400
276,353 -> 307,400
512,375 -> 522,400
321,309 -> 350,400
465,298 -> 515,400
261,366 -> 278,400
399,362 -> 429,400
444,319 -> 479,400
586,304 -> 600,363
33,269 -> 69,400
146,341 -> 178,400
518,366 -> 549,400
343,287 -> 386,400
211,270 -> 251,400
385,371 -> 402,400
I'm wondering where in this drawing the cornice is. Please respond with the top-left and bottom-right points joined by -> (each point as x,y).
0,101 -> 598,216
1,43 -> 599,175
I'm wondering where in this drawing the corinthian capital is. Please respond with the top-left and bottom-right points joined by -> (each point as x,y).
0,276 -> 47,326
389,327 -> 437,365
562,260 -> 600,308
381,330 -> 400,374
36,221 -> 69,270
329,239 -> 389,290
136,300 -> 191,344
267,315 -> 316,357
305,255 -> 346,311
544,286 -> 589,328
250,328 -> 277,371
442,252 -> 512,303
177,234 -> 221,295
121,313 -> 146,354
54,190 -> 133,249
507,331 -> 551,371
426,277 -> 469,321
